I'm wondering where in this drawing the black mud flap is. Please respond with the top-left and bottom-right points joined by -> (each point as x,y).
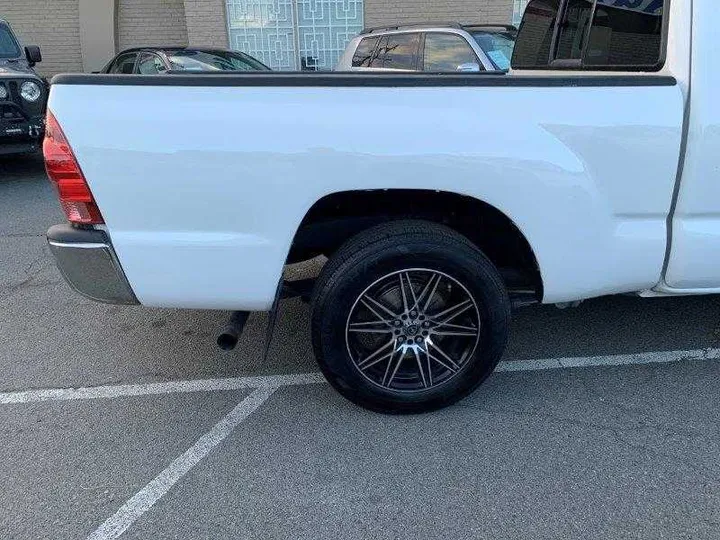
262,278 -> 284,363
262,278 -> 317,362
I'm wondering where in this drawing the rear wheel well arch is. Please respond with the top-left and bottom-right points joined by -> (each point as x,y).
288,189 -> 542,299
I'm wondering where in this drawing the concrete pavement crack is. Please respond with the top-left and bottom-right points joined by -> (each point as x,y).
0,253 -> 54,303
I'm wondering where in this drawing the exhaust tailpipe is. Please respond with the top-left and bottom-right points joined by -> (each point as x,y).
217,311 -> 250,351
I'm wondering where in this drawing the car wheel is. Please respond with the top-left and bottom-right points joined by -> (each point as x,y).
311,220 -> 511,414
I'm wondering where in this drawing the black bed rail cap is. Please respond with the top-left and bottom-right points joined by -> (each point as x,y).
50,71 -> 677,88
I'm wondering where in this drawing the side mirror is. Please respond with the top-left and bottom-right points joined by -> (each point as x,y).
457,62 -> 481,72
25,45 -> 42,66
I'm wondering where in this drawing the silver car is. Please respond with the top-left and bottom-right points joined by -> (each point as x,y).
335,23 -> 517,73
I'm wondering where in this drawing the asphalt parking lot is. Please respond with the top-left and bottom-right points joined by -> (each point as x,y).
2,154 -> 720,539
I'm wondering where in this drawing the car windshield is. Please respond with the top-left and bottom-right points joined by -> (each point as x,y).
166,50 -> 269,72
0,25 -> 22,59
469,30 -> 516,70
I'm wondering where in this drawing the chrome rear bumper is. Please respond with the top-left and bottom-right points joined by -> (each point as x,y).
47,224 -> 139,305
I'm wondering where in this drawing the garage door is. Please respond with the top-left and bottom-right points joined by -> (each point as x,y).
226,0 -> 364,71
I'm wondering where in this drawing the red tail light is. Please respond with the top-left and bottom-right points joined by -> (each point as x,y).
43,112 -> 104,224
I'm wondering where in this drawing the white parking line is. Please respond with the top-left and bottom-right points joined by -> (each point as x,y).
0,372 -> 325,405
1,348 -> 718,406
86,386 -> 276,540
496,347 -> 720,372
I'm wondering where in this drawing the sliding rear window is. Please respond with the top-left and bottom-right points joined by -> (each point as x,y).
512,0 -> 666,70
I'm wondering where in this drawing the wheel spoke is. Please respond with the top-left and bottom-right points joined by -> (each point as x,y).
350,320 -> 393,327
359,296 -> 397,325
359,350 -> 394,371
383,351 -> 404,387
431,321 -> 479,338
348,320 -> 393,334
426,349 -> 433,387
412,272 -> 441,313
381,350 -> 395,386
432,299 -> 473,324
357,339 -> 394,369
404,273 -> 419,310
434,322 -> 478,332
399,273 -> 410,313
429,340 -> 461,371
413,348 -> 428,388
428,352 -> 458,373
432,330 -> 478,337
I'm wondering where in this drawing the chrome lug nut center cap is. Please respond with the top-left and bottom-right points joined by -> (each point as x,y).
404,323 -> 420,336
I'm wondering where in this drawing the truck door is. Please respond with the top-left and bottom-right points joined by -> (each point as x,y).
664,0 -> 720,290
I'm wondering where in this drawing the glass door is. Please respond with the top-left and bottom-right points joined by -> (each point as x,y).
226,0 -> 364,71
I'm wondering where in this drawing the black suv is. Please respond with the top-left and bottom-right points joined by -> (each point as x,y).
0,18 -> 45,155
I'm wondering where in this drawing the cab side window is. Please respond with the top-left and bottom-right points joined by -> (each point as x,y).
584,2 -> 665,67
512,0 -> 665,70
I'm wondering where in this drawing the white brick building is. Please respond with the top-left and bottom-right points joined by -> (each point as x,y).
0,0 -> 525,75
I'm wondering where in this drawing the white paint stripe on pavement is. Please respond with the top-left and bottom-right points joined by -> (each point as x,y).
1,348 -> 719,406
496,347 -> 720,372
86,386 -> 276,540
0,372 -> 325,405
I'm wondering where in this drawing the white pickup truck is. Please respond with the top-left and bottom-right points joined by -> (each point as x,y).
44,0 -> 717,413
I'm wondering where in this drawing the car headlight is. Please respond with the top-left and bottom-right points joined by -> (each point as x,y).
0,85 -> 7,100
20,81 -> 42,102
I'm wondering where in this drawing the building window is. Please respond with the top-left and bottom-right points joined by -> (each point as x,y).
226,0 -> 364,71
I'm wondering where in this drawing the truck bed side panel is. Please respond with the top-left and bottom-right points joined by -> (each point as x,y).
48,79 -> 684,309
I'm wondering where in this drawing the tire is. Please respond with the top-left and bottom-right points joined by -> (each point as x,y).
311,220 -> 511,414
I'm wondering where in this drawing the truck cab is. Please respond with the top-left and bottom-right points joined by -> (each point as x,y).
0,18 -> 46,155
